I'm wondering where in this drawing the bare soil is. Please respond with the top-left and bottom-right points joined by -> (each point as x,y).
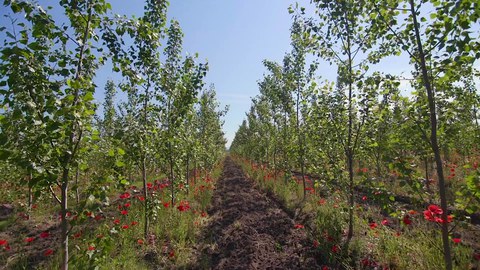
192,156 -> 319,270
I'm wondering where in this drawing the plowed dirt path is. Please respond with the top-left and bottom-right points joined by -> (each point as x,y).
194,156 -> 319,269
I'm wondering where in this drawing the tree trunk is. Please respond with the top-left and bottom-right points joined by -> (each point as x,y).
346,150 -> 354,243
345,10 -> 355,245
186,153 -> 190,195
27,173 -> 33,209
75,166 -> 80,205
409,1 -> 452,269
283,112 -> 288,184
61,167 -> 69,270
142,156 -> 149,239
194,161 -> 197,184
170,147 -> 175,206
296,85 -> 307,198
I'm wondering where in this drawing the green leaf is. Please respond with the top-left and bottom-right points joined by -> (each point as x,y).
115,160 -> 125,167
84,92 -> 94,102
11,2 -> 22,13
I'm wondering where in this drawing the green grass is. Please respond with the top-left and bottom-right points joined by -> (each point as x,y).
40,162 -> 224,269
235,156 -> 477,270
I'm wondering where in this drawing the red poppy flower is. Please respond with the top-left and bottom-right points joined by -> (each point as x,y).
294,224 -> 304,229
428,205 -> 443,215
88,245 -> 95,251
137,239 -> 144,245
4,245 -> 10,251
331,245 -> 339,253
313,240 -> 319,248
121,210 -> 128,215
361,258 -> 371,266
119,192 -> 131,199
25,237 -> 35,243
403,215 -> 412,225
122,225 -> 129,229
362,196 -> 367,201
381,219 -> 389,226
0,239 -> 7,246
44,249 -> 54,256
114,219 -> 120,225
163,202 -> 170,208
369,222 -> 378,229
40,232 -> 50,238
169,250 -> 175,258
138,196 -> 145,201
474,253 -> 480,261
160,183 -> 169,189
124,203 -> 131,208
177,201 -> 190,212
423,210 -> 435,221
94,214 -> 103,221
322,266 -> 329,270
408,210 -> 417,215
318,199 -> 326,205
424,205 -> 452,223
446,215 -> 454,223
74,232 -> 82,239
147,182 -> 153,190
131,221 -> 138,226
358,168 -> 368,173
452,238 -> 461,244
201,212 -> 207,217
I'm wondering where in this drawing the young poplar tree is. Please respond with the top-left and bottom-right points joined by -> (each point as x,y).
371,1 -> 480,268
0,1 -> 110,268
103,0 -> 168,238
161,20 -> 208,205
306,0 -> 390,245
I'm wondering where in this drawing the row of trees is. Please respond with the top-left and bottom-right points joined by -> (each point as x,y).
231,0 -> 479,269
0,0 -> 227,269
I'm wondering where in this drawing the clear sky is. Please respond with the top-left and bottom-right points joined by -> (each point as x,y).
164,0 -> 315,148
110,0 -> 335,148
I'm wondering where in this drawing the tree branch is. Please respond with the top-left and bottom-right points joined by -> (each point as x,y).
49,185 -> 62,205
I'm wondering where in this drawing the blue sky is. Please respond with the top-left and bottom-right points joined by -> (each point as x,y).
164,0 -> 315,147
111,0 -> 335,148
